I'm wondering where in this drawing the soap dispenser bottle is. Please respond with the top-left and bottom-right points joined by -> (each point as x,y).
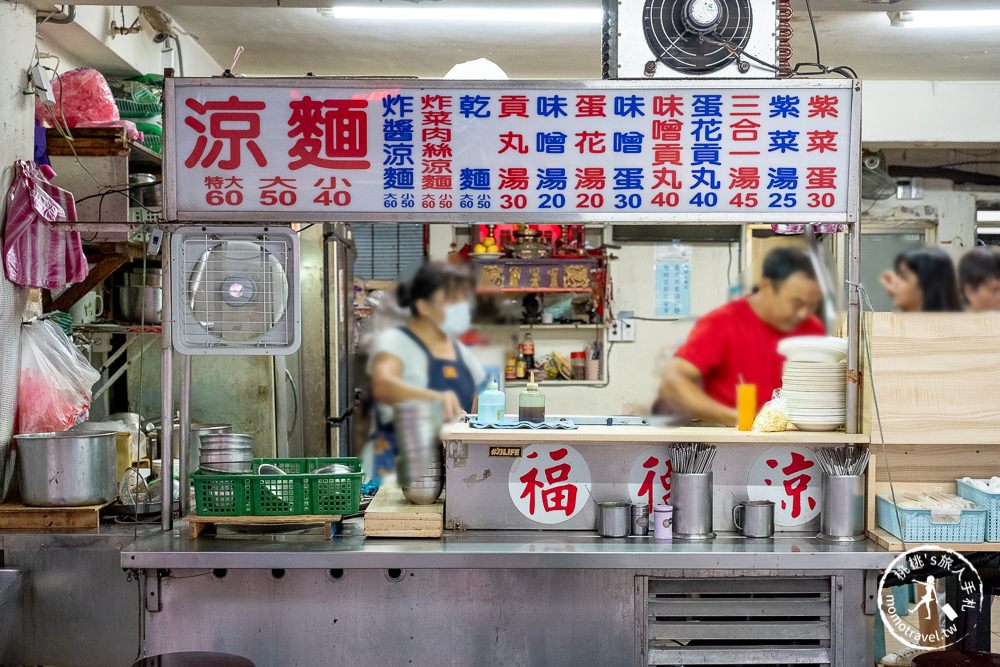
477,378 -> 506,425
518,372 -> 546,423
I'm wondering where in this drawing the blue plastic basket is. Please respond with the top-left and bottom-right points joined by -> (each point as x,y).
876,493 -> 986,543
955,479 -> 1000,542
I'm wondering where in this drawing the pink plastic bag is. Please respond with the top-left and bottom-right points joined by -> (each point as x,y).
35,67 -> 119,127
16,319 -> 100,434
2,160 -> 88,289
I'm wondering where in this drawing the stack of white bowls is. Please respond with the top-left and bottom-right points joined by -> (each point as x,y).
777,337 -> 849,432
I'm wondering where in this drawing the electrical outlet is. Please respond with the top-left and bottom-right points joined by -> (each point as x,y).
609,318 -> 636,342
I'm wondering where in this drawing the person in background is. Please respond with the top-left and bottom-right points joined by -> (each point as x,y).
658,247 -> 825,426
879,247 -> 963,313
365,262 -> 486,485
957,247 -> 1000,312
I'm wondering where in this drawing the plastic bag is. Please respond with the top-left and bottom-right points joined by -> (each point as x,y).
753,389 -> 789,432
16,319 -> 100,434
35,67 -> 119,127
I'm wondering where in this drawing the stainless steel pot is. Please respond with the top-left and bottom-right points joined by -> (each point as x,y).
15,431 -> 117,506
150,423 -> 232,475
117,285 -> 162,324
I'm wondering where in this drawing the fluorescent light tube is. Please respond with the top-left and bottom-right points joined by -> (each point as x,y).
890,10 -> 1000,28
319,5 -> 603,24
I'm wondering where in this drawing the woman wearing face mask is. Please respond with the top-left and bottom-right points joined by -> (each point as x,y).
364,262 -> 485,485
879,247 -> 963,313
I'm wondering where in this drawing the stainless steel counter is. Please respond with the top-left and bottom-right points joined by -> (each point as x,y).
122,521 -> 895,570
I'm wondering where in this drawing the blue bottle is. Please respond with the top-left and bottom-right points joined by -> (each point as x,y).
477,378 -> 506,425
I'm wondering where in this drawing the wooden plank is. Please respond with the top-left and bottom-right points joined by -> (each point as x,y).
365,475 -> 443,538
866,453 -> 877,534
870,444 -> 1000,484
46,127 -> 128,157
0,502 -> 109,531
46,253 -> 128,313
863,312 -> 1000,445
186,514 -> 342,540
867,527 -> 999,553
440,423 -> 869,445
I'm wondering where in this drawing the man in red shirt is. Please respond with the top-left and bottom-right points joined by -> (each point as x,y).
658,247 -> 825,426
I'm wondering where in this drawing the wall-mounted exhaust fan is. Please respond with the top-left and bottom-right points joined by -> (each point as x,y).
171,227 -> 301,355
604,0 -> 788,78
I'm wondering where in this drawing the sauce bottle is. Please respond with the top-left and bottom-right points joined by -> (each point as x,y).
518,372 -> 546,423
520,332 -> 536,370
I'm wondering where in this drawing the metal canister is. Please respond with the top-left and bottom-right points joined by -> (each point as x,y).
630,503 -> 650,536
597,502 -> 630,538
818,474 -> 866,542
672,471 -> 716,540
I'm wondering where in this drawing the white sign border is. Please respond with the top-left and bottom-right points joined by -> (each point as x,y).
164,77 -> 861,225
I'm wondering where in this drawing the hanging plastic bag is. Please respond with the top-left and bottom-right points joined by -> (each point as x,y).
15,319 -> 100,434
753,389 -> 790,432
2,160 -> 87,289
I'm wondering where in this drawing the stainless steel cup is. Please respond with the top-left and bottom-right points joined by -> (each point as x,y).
818,474 -> 866,542
630,503 -> 649,536
672,472 -> 715,540
597,502 -> 630,538
732,500 -> 774,538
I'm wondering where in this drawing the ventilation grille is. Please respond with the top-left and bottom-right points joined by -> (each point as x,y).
643,576 -> 836,665
171,227 -> 301,356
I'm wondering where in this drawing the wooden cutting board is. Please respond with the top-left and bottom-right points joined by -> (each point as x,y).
364,475 -> 443,538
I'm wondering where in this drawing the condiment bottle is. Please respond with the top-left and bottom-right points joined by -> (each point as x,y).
515,348 -> 527,379
520,332 -> 535,370
476,378 -> 506,425
518,372 -> 545,423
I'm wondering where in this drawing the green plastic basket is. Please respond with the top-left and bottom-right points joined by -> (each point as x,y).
192,457 -> 362,517
115,98 -> 162,119
191,473 -> 252,517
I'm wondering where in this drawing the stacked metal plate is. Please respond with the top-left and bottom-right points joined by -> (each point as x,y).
199,433 -> 253,473
394,401 -> 444,505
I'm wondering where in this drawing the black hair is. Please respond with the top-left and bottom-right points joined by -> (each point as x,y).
761,247 -> 817,287
958,247 -> 1000,303
396,261 -> 474,316
895,247 -> 963,312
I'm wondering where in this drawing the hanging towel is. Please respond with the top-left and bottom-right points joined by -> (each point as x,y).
2,160 -> 87,289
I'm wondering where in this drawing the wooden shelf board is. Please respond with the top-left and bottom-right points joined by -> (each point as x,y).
868,528 -> 999,553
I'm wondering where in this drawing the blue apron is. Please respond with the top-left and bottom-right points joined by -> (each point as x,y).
366,327 -> 477,492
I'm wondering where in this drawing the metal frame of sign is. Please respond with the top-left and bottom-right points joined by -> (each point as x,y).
164,77 -> 861,225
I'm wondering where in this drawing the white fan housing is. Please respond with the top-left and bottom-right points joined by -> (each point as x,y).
606,0 -> 780,79
171,226 -> 301,355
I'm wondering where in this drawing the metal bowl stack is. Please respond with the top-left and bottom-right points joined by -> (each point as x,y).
394,401 -> 444,505
198,433 -> 253,473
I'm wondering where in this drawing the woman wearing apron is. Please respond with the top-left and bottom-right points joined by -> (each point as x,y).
365,262 -> 485,488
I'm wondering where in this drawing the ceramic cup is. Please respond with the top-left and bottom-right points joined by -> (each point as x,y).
68,291 -> 104,324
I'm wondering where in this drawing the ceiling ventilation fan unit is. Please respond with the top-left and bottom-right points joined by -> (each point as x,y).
171,227 -> 301,355
604,0 -> 782,78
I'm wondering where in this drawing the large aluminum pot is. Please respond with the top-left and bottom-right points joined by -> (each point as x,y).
15,431 -> 117,506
